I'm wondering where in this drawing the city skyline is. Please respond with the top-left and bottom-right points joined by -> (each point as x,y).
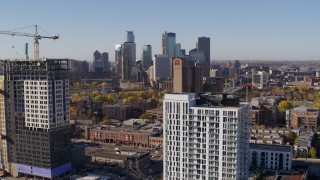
0,0 -> 319,61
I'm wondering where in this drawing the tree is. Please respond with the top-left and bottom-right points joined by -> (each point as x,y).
91,90 -> 101,97
294,136 -> 300,145
283,131 -> 297,145
298,84 -> 309,94
307,93 -> 315,101
73,82 -> 81,89
100,118 -> 111,125
139,113 -> 151,120
71,93 -> 83,102
101,82 -> 108,87
309,147 -> 317,158
258,125 -> 266,129
91,81 -> 99,88
317,126 -> 320,132
278,100 -> 293,112
69,106 -> 77,116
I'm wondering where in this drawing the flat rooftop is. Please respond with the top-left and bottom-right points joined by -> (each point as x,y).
89,122 -> 162,135
249,143 -> 291,152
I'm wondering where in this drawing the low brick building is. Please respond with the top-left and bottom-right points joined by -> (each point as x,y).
149,136 -> 163,149
88,124 -> 163,149
288,106 -> 319,129
103,103 -> 132,121
146,107 -> 163,123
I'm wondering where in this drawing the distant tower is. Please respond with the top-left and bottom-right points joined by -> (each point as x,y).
93,50 -> 104,72
234,60 -> 241,69
189,48 -> 205,63
121,42 -> 136,81
181,49 -> 186,56
197,37 -> 210,77
93,50 -> 101,61
101,52 -> 109,72
115,44 -> 122,76
142,45 -> 152,70
153,54 -> 171,80
162,31 -> 176,58
126,31 -> 135,43
174,43 -> 181,57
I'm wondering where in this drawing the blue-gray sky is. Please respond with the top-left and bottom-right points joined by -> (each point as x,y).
0,0 -> 319,61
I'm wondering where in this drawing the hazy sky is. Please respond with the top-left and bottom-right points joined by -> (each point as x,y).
0,0 -> 319,61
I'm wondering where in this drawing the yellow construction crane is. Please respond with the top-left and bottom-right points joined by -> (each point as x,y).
0,25 -> 59,60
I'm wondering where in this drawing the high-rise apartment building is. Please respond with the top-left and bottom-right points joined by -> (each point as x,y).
142,45 -> 152,70
121,42 -> 136,81
126,31 -> 135,43
162,31 -> 176,58
197,37 -> 210,77
0,59 -> 71,179
0,75 -> 9,176
172,57 -> 203,95
163,93 -> 250,180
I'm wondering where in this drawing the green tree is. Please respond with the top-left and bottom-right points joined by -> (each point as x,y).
298,84 -> 308,93
69,106 -> 77,116
278,100 -> 293,112
101,82 -> 108,87
91,81 -> 99,88
307,92 -> 315,101
309,147 -> 317,158
283,131 -> 297,145
100,118 -> 111,125
294,136 -> 300,145
71,93 -> 83,102
91,90 -> 101,97
92,95 -> 106,102
139,113 -> 151,119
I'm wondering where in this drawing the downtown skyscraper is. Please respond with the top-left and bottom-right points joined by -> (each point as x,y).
126,31 -> 135,43
121,31 -> 136,81
197,37 -> 210,77
121,44 -> 136,81
0,59 -> 71,179
162,31 -> 176,58
163,93 -> 250,180
141,45 -> 152,70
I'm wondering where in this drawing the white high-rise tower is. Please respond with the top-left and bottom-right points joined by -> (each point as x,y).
163,93 -> 250,180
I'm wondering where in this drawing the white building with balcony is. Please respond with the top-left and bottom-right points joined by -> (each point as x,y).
163,93 -> 250,180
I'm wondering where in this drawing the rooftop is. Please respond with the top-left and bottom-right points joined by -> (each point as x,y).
249,143 -> 292,152
89,120 -> 162,135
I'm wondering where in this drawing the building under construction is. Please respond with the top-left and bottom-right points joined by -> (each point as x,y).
0,59 -> 71,179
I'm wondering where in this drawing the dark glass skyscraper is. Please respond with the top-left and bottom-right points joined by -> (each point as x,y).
126,31 -> 135,43
121,42 -> 136,81
141,45 -> 152,70
197,37 -> 210,77
162,31 -> 176,58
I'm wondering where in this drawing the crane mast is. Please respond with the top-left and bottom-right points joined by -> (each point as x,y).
0,25 -> 59,60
